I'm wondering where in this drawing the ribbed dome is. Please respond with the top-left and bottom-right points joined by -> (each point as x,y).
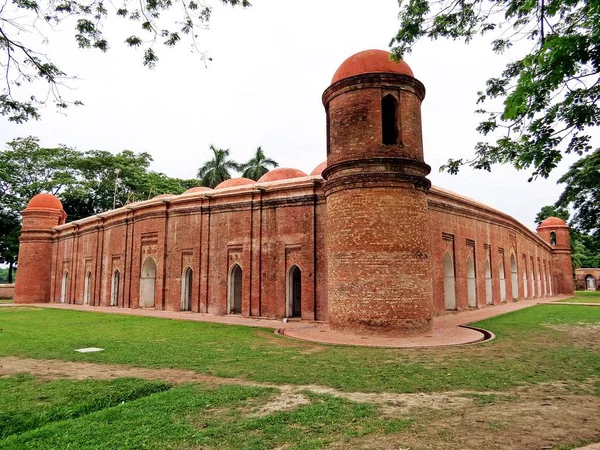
215,178 -> 255,189
26,193 -> 63,210
258,168 -> 308,183
183,186 -> 213,195
538,216 -> 568,228
331,49 -> 414,84
310,161 -> 327,176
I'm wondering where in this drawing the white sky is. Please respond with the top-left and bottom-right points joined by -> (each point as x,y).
0,0 -> 582,230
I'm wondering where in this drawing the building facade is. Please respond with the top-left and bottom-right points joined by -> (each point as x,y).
14,50 -> 574,336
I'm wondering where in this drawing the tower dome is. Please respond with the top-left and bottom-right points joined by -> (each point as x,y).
258,168 -> 307,183
26,193 -> 63,211
331,49 -> 414,84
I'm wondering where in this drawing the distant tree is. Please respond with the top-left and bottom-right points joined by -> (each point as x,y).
392,0 -> 600,179
196,145 -> 240,188
0,212 -> 20,283
556,149 -> 600,238
534,205 -> 570,227
1,0 -> 250,123
239,147 -> 278,181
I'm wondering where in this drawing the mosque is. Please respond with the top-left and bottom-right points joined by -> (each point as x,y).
14,50 -> 574,336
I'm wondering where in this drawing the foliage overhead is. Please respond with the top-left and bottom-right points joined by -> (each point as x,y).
556,148 -> 600,237
196,145 -> 240,188
0,0 -> 250,123
391,0 -> 600,179
239,146 -> 278,181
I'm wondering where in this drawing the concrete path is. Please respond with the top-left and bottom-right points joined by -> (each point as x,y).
4,294 -> 574,348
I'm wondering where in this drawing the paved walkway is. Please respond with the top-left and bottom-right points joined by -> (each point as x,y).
4,294 -> 574,348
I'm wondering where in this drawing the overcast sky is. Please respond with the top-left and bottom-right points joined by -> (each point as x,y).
0,0 -> 581,230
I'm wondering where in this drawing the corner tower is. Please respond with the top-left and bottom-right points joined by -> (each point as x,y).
322,50 -> 432,335
14,193 -> 66,303
536,217 -> 574,295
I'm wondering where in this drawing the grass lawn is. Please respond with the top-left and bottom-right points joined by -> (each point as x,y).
0,304 -> 599,449
558,290 -> 600,303
0,299 -> 13,303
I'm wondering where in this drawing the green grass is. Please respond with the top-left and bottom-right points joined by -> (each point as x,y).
1,304 -> 599,393
0,379 -> 412,450
0,375 -> 171,439
0,299 -> 13,303
558,290 -> 600,303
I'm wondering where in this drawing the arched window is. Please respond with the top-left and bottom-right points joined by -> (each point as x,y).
83,271 -> 92,305
542,261 -> 548,296
443,252 -> 456,310
536,260 -> 542,297
467,255 -> 477,307
382,94 -> 398,145
60,272 -> 69,304
110,270 -> 120,306
140,257 -> 157,308
550,232 -> 557,245
286,265 -> 302,318
499,259 -> 507,303
510,254 -> 518,300
181,267 -> 193,311
485,260 -> 493,305
530,258 -> 536,297
228,264 -> 242,314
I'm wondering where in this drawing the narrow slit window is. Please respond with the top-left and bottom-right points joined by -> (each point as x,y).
550,232 -> 556,245
382,94 -> 398,145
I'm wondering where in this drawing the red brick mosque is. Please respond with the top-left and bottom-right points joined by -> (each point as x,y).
14,50 -> 574,336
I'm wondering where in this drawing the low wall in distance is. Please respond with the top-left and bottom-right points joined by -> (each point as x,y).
0,284 -> 15,299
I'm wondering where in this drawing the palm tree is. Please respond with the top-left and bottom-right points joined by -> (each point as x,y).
239,147 -> 279,181
196,145 -> 240,188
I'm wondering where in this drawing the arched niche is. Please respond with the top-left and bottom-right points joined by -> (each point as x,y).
83,271 -> 92,305
286,265 -> 302,318
110,270 -> 120,306
228,264 -> 242,314
485,260 -> 493,305
499,259 -> 507,303
467,255 -> 477,308
140,257 -> 157,308
181,267 -> 193,311
443,252 -> 456,310
510,254 -> 518,300
60,272 -> 69,304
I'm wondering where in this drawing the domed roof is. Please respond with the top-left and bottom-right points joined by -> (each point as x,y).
152,194 -> 173,200
310,161 -> 327,176
183,186 -> 213,195
331,49 -> 414,84
258,168 -> 308,183
215,177 -> 255,189
26,193 -> 63,210
539,216 -> 568,228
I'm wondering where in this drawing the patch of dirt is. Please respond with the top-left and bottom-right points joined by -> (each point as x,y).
544,323 -> 600,350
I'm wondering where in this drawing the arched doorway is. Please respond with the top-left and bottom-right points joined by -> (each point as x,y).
467,256 -> 477,308
485,260 -> 493,305
443,252 -> 456,310
499,259 -> 507,303
228,264 -> 242,314
181,267 -> 193,311
83,271 -> 92,305
60,272 -> 68,303
140,257 -> 157,308
510,254 -> 518,300
587,275 -> 597,291
523,256 -> 529,298
287,265 -> 302,318
110,270 -> 120,306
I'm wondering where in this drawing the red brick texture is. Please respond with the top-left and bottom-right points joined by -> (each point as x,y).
14,51 -> 574,336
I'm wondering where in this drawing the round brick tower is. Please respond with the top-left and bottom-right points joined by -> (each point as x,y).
14,193 -> 66,303
321,49 -> 432,336
536,216 -> 574,295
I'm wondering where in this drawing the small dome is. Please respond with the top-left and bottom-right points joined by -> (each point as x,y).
183,186 -> 213,195
26,193 -> 63,210
331,49 -> 414,85
310,161 -> 327,176
258,168 -> 308,183
539,216 -> 568,228
152,194 -> 173,200
215,177 -> 255,189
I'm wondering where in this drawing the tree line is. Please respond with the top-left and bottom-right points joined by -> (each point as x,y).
0,136 -> 278,283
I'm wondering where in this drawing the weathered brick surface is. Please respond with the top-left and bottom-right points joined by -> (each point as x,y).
14,51 -> 574,336
0,284 -> 14,299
